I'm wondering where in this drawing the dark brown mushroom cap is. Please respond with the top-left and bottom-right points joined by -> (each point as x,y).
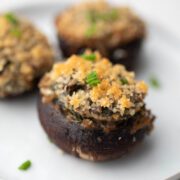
38,95 -> 154,161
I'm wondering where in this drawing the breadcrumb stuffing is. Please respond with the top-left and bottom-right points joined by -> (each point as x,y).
56,1 -> 145,46
136,81 -> 148,93
40,50 -> 148,121
0,13 -> 54,97
120,95 -> 133,109
70,93 -> 81,109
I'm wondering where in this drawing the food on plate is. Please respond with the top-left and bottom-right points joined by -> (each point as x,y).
55,1 -> 146,69
0,13 -> 54,98
149,76 -> 160,89
18,160 -> 31,171
38,50 -> 154,161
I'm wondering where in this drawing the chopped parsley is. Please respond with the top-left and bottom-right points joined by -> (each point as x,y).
100,9 -> 119,21
149,76 -> 160,88
4,13 -> 22,37
86,9 -> 119,22
86,11 -> 99,23
85,9 -> 119,38
120,77 -> 129,85
4,13 -> 19,25
10,27 -> 21,37
85,23 -> 96,38
86,71 -> 100,87
18,160 -> 31,171
81,53 -> 96,61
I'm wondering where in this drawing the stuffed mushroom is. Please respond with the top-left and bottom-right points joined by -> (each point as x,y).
0,13 -> 54,98
38,50 -> 154,161
55,1 -> 146,69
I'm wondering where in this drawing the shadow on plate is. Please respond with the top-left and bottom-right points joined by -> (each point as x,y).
0,89 -> 38,104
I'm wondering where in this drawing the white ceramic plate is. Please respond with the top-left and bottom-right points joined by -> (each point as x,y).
0,3 -> 180,180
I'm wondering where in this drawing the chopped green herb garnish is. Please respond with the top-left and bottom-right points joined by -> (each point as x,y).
120,77 -> 129,85
149,77 -> 160,88
109,9 -> 119,20
85,9 -> 119,38
86,11 -> 99,23
10,28 -> 21,37
18,160 -> 31,171
86,71 -> 100,87
4,13 -> 21,37
86,9 -> 119,23
4,13 -> 19,25
85,23 -> 96,38
100,9 -> 119,21
81,53 -> 96,61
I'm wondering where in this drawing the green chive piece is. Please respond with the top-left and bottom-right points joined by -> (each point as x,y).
109,9 -> 119,20
81,53 -> 96,61
86,71 -> 100,87
4,13 -> 19,25
85,23 -> 96,38
100,9 -> 119,21
86,9 -> 118,22
4,13 -> 21,37
18,160 -> 31,171
85,9 -> 119,38
86,11 -> 98,23
149,77 -> 160,88
10,28 -> 21,37
120,77 -> 129,85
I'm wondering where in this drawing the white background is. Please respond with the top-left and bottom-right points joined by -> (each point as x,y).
0,0 -> 180,39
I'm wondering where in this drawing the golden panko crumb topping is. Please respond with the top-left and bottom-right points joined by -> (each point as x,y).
0,13 -> 54,97
40,50 -> 148,121
56,0 -> 145,46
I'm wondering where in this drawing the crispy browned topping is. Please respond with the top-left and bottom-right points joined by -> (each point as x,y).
0,13 -> 54,97
40,50 -> 148,121
56,1 -> 145,46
